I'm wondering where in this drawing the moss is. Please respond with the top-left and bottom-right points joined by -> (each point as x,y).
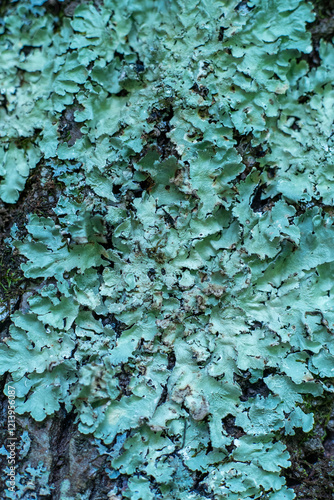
284,392 -> 334,499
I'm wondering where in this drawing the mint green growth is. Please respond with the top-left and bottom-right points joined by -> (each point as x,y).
1,0 -> 334,498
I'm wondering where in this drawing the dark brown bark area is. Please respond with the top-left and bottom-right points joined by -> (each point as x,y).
284,397 -> 334,499
0,389 -> 121,498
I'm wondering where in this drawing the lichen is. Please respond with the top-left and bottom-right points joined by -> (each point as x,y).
1,0 -> 334,498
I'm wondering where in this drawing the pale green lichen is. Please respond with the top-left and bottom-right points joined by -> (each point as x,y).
1,0 -> 334,498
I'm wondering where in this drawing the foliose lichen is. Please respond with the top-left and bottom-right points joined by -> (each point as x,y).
1,0 -> 334,498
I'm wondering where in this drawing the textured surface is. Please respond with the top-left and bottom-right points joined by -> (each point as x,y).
0,0 -> 334,498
